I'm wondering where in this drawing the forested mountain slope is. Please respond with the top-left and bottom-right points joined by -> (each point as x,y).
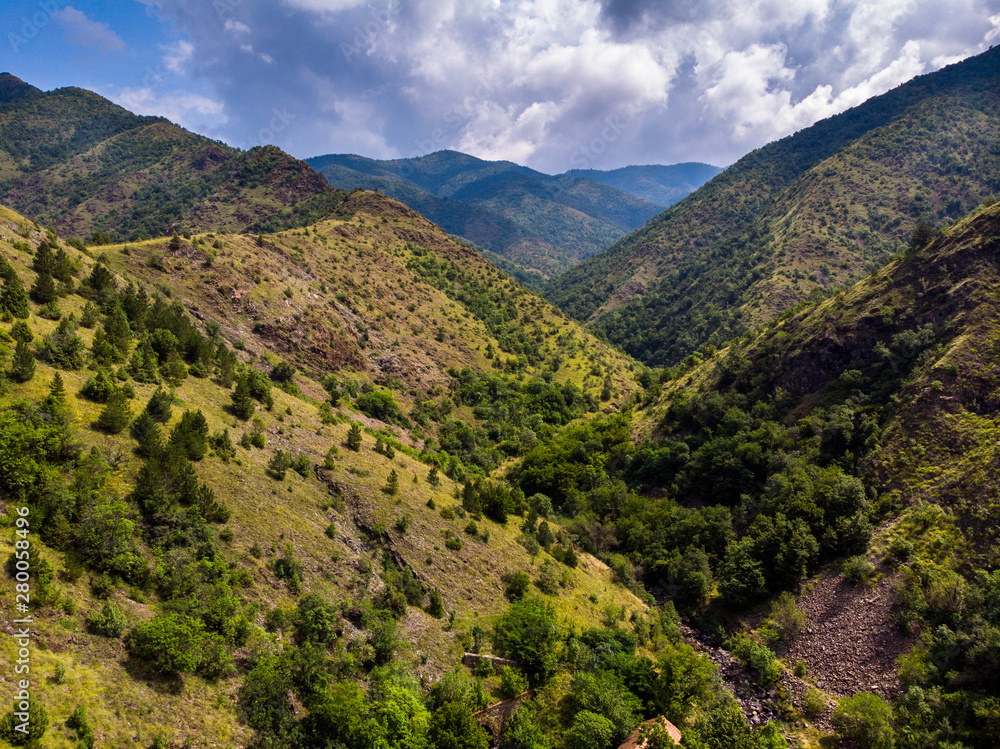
0,73 -> 345,242
546,46 -> 1000,366
306,150 -> 674,276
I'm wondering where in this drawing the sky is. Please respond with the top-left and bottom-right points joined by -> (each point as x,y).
2,0 -> 999,174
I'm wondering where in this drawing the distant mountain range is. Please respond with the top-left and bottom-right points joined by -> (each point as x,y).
306,150 -> 720,277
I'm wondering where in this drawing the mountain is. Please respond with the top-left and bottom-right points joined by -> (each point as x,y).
546,46 -> 1000,365
0,73 -> 345,241
562,163 -> 723,207
305,150 -> 712,276
616,201 -> 1000,744
0,193 -> 654,746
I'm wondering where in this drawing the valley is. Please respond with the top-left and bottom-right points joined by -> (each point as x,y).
1,40 -> 999,749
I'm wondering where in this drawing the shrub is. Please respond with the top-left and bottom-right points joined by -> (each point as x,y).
498,665 -> 528,698
86,601 -> 127,638
843,555 -> 876,585
355,390 -> 410,427
831,692 -> 894,749
503,570 -> 531,601
427,589 -> 445,618
125,615 -> 205,675
728,633 -> 781,686
493,598 -> 558,682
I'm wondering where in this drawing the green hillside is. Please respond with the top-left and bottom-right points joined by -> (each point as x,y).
0,73 -> 345,242
616,199 -> 1000,748
306,151 -> 671,277
546,46 -> 1000,366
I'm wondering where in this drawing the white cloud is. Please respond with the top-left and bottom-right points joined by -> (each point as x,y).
112,87 -> 227,132
162,40 -> 194,75
138,0 -> 1000,170
225,20 -> 251,34
54,6 -> 127,52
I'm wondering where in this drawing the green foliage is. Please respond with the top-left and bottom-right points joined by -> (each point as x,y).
125,614 -> 207,675
94,390 -> 133,434
499,666 -> 529,698
494,598 -> 559,683
684,699 -> 787,749
831,692 -> 895,749
503,570 -> 531,602
727,634 -> 781,686
9,338 -> 34,382
428,701 -> 490,749
1,271 -> 30,319
37,316 -> 85,369
85,601 -> 127,637
356,389 -> 410,427
0,697 -> 49,746
564,711 -> 615,749
347,422 -> 363,451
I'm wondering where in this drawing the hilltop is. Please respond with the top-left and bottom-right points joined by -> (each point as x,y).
546,46 -> 1000,365
306,151 -> 715,277
0,73 -> 345,242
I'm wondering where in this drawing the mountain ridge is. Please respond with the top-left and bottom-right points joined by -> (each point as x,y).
306,149 -> 718,276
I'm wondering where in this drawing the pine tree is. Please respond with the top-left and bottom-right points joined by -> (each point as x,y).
161,350 -> 188,387
32,241 -> 54,275
79,300 -> 99,328
130,410 -> 162,457
29,271 -> 57,304
95,390 -> 133,434
49,372 -> 66,400
428,466 -> 441,487
103,302 -> 132,356
145,387 -> 174,423
1,271 -> 31,319
10,320 -> 32,343
374,434 -> 385,454
385,444 -> 395,459
231,375 -> 255,420
10,338 -> 35,382
52,247 -> 74,283
384,469 -> 399,496
127,337 -> 159,384
346,422 -> 362,451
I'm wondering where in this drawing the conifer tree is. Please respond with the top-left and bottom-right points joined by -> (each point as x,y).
10,320 -> 32,343
428,466 -> 441,487
346,422 -> 362,451
130,410 -> 162,457
32,241 -> 54,275
49,372 -> 65,400
384,469 -> 399,496
231,375 -> 255,420
10,337 -> 35,382
1,271 -> 31,319
127,337 -> 159,384
144,387 -> 173,423
29,271 -> 57,304
374,434 -> 385,454
162,350 -> 188,387
103,302 -> 132,356
95,390 -> 133,434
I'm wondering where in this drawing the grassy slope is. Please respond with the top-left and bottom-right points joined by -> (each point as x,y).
0,197 -> 644,748
546,46 -> 1000,366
